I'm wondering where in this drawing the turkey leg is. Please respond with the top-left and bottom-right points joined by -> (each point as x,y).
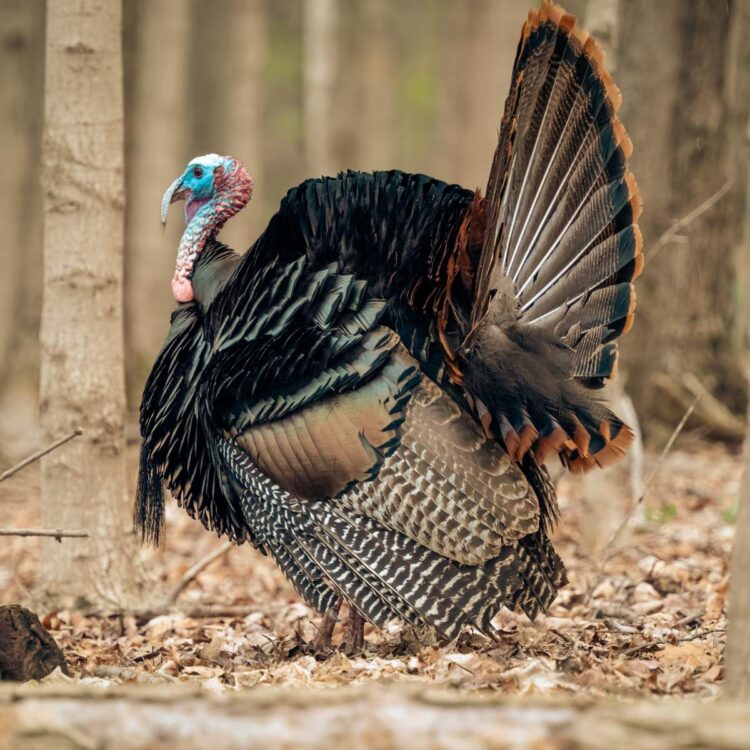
312,601 -> 341,653
343,607 -> 365,655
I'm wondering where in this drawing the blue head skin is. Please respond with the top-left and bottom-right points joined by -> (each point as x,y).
161,154 -> 227,227
161,154 -> 253,302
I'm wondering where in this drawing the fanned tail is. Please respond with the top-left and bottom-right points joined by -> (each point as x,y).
463,0 -> 641,473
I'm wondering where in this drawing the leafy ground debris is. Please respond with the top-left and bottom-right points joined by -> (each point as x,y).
0,442 -> 740,696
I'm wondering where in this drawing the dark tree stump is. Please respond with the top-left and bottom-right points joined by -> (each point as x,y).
0,605 -> 69,681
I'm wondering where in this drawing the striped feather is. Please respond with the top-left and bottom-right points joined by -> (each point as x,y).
459,0 -> 641,472
219,437 -> 566,639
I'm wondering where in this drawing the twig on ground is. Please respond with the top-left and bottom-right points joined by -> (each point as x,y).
603,392 -> 702,557
648,180 -> 732,260
624,628 -> 726,657
181,605 -> 257,620
0,428 -> 83,484
675,610 -> 705,628
166,540 -> 235,605
0,528 -> 88,542
550,628 -> 576,647
133,605 -> 260,624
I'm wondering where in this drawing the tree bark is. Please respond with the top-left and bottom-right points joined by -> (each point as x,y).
40,0 -> 144,610
726,388 -> 750,700
0,0 -> 45,460
617,1 -> 748,434
725,0 -> 750,683
0,606 -> 68,682
0,0 -> 43,379
189,0 -> 226,155
584,0 -> 618,73
304,0 -> 339,178
125,0 -> 191,401
727,0 -> 750,358
215,0 -> 267,251
435,1 -> 524,190
355,0 -> 396,171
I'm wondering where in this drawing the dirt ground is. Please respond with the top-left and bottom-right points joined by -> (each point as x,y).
0,440 -> 741,697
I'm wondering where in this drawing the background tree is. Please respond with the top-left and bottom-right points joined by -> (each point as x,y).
353,0 -> 396,171
215,0 -> 267,252
435,0 -> 519,190
0,0 -> 44,459
304,0 -> 339,177
617,0 -> 748,439
724,0 -> 750,699
726,384 -> 750,699
125,0 -> 191,400
39,0 -> 143,608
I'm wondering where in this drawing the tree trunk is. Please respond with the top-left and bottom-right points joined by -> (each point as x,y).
125,0 -> 191,402
214,0 -> 267,251
726,387 -> 750,700
355,0 -> 396,171
0,0 -> 41,378
303,0 -> 339,178
189,0 -> 226,155
725,0 -> 750,699
40,0 -> 144,610
0,0 -> 45,460
435,1 -> 524,190
617,1 -> 748,436
584,0 -> 618,73
727,0 -> 750,358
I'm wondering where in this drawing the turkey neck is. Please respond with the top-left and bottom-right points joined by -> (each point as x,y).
174,203 -> 228,303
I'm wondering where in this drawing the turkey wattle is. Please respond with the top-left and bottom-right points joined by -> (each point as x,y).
137,1 -> 642,651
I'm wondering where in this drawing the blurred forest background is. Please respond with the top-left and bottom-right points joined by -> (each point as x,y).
0,0 -> 748,463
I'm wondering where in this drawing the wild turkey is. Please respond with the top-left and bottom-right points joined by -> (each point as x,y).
137,0 -> 642,651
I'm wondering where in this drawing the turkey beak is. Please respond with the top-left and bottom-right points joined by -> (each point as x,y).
161,175 -> 189,229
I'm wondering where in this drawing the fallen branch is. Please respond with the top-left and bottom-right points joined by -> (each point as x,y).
0,428 -> 83,484
648,179 -> 732,260
2,683 -> 750,750
0,528 -> 89,541
624,627 -> 726,657
653,372 -> 745,442
133,605 -> 260,625
121,541 -> 239,623
166,540 -> 234,606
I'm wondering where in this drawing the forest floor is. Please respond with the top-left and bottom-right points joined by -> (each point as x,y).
0,440 -> 741,698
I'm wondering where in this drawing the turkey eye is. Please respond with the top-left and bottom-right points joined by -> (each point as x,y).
192,166 -> 204,179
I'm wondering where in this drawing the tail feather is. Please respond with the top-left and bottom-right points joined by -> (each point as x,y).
461,0 -> 641,473
269,539 -> 340,614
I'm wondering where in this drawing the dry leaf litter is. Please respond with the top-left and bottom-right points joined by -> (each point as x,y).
0,442 -> 740,697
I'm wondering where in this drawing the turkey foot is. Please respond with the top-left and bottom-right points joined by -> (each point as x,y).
343,608 -> 365,655
311,602 -> 340,654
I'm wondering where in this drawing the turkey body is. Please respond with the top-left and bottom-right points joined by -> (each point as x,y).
138,2 -> 642,640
